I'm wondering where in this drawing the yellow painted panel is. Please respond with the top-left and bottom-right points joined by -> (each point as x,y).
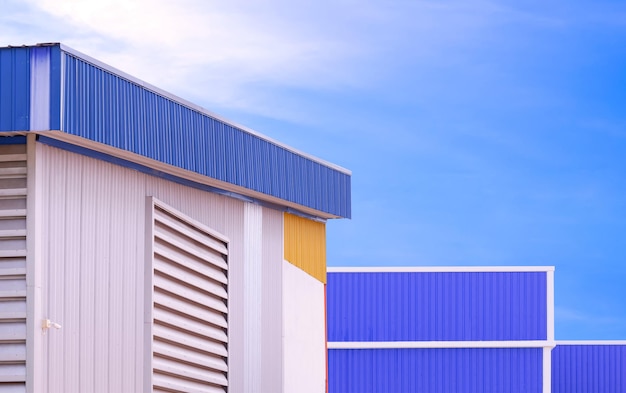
284,213 -> 326,283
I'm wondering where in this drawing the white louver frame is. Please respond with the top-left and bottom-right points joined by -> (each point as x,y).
0,144 -> 28,392
146,198 -> 229,393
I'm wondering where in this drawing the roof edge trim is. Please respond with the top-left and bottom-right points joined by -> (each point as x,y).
34,132 -> 336,221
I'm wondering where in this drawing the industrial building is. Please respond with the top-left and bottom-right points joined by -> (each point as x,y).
1,42 -> 624,393
0,43 -> 351,392
327,267 -> 626,393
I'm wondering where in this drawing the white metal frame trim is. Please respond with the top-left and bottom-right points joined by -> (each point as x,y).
328,340 -> 557,349
556,340 -> 626,345
327,266 -> 555,273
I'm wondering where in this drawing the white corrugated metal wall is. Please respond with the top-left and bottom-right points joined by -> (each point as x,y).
261,208 -> 283,393
35,142 -> 285,392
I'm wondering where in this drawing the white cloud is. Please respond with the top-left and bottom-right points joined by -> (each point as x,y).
2,0 -> 577,123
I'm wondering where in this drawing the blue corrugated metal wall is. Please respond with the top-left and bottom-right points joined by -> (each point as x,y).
329,348 -> 543,393
61,52 -> 351,218
552,345 -> 626,393
0,46 -> 30,131
327,272 -> 547,341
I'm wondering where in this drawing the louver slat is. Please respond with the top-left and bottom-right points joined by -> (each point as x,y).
0,144 -> 27,392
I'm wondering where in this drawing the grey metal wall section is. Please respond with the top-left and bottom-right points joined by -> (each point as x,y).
0,47 -> 30,131
327,272 -> 547,341
329,348 -> 543,393
36,142 -> 258,392
60,50 -> 351,218
261,208 -> 284,393
552,344 -> 626,393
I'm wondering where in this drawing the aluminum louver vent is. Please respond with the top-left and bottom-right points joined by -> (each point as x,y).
149,199 -> 229,393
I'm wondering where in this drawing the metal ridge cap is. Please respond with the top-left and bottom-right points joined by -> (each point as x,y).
327,266 -> 555,273
57,43 -> 351,175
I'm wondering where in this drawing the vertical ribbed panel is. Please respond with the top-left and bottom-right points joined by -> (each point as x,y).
151,201 -> 229,393
29,46 -> 50,132
327,272 -> 547,341
0,47 -> 30,131
243,204 -> 262,392
329,348 -> 543,393
284,213 -> 326,283
60,50 -> 351,218
552,344 -> 626,393
283,261 -> 326,393
261,208 -> 283,393
37,143 -> 252,392
0,144 -> 27,392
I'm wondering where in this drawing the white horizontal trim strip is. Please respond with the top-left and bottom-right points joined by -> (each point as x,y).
328,340 -> 557,349
59,43 -> 351,175
557,340 -> 626,345
328,266 -> 555,273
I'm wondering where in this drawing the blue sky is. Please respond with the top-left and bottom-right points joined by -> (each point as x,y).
2,0 -> 625,339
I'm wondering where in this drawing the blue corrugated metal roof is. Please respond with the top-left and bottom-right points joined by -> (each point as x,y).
0,46 -> 30,131
327,271 -> 547,341
552,344 -> 626,393
0,44 -> 351,218
329,348 -> 543,393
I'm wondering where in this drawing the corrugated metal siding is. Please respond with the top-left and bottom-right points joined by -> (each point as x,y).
60,50 -> 351,218
0,47 -> 30,131
36,143 -> 254,392
0,144 -> 27,391
327,272 -> 547,341
552,345 -> 626,393
243,204 -> 262,392
261,208 -> 284,393
284,213 -> 326,283
329,348 -> 543,393
150,201 -> 229,393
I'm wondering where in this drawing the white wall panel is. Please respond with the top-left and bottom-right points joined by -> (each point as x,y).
282,260 -> 325,393
243,204 -> 262,393
261,208 -> 283,393
36,144 -> 251,393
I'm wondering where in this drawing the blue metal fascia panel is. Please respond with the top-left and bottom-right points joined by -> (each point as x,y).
0,47 -> 30,131
60,50 -> 351,218
0,135 -> 27,144
327,271 -> 547,341
329,348 -> 543,393
552,345 -> 626,393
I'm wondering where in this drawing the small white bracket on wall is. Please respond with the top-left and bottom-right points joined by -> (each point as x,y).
42,318 -> 62,334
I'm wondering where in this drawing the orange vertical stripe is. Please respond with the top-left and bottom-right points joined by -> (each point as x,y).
284,213 -> 327,283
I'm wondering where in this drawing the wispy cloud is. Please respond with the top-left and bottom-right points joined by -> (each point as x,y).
3,0 -> 570,122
